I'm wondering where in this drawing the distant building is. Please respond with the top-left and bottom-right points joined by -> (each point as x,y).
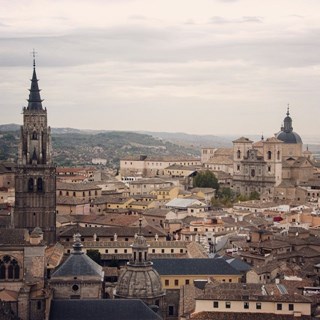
232,136 -> 283,199
120,155 -> 201,178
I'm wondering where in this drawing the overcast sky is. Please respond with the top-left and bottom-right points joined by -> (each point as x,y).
1,0 -> 320,138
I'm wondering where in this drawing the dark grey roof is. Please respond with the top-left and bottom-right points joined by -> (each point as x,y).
27,66 -> 44,111
276,131 -> 302,144
275,109 -> 302,144
152,258 -> 241,276
50,299 -> 163,320
51,251 -> 103,279
221,256 -> 252,272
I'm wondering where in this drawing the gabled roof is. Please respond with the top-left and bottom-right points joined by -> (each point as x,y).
49,299 -> 163,320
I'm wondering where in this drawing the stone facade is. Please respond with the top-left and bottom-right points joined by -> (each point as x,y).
14,61 -> 56,244
232,137 -> 283,198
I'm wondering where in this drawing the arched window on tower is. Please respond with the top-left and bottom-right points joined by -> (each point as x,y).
0,256 -> 20,281
28,178 -> 34,192
32,131 -> 38,140
0,263 -> 5,279
37,177 -> 43,192
237,150 -> 241,159
267,151 -> 272,160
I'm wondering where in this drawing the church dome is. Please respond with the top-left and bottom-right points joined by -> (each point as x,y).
115,226 -> 164,300
275,108 -> 302,144
115,264 -> 164,299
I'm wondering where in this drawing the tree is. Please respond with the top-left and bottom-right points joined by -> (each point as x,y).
249,191 -> 260,200
193,170 -> 219,190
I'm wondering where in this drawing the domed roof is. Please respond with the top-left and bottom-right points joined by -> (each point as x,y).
115,221 -> 164,300
115,265 -> 164,299
276,131 -> 302,144
275,107 -> 302,144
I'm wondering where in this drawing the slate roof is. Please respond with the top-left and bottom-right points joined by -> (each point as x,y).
51,249 -> 103,279
49,299 -> 163,320
222,256 -> 252,273
152,258 -> 241,276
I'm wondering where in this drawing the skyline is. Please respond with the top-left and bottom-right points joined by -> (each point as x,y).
1,0 -> 320,137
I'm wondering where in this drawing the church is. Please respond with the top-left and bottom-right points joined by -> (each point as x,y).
231,108 -> 316,201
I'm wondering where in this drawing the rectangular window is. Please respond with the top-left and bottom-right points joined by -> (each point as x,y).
277,303 -> 282,310
225,302 -> 231,309
244,302 -> 249,309
256,303 -> 261,310
288,304 -> 294,311
174,279 -> 179,286
185,279 -> 190,285
213,301 -> 219,308
165,280 -> 169,286
168,306 -> 174,316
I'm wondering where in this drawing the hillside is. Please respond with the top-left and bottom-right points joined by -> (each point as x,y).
1,124 -> 319,166
0,125 -> 201,167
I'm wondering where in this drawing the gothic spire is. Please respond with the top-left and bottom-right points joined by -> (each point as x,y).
27,50 -> 44,111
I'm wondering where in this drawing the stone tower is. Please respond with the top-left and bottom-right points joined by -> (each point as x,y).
14,55 -> 56,244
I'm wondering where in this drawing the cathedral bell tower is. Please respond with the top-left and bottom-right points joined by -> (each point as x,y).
14,53 -> 56,244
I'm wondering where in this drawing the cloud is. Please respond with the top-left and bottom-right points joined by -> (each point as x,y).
209,15 -> 263,24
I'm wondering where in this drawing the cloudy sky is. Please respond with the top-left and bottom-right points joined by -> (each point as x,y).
1,0 -> 320,138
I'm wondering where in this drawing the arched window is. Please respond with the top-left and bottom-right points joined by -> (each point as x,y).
37,178 -> 43,192
251,169 -> 256,177
8,265 -> 13,279
237,150 -> 241,159
0,264 -> 5,279
28,178 -> 34,192
32,131 -> 37,140
0,256 -> 20,281
267,151 -> 272,160
277,150 -> 280,160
